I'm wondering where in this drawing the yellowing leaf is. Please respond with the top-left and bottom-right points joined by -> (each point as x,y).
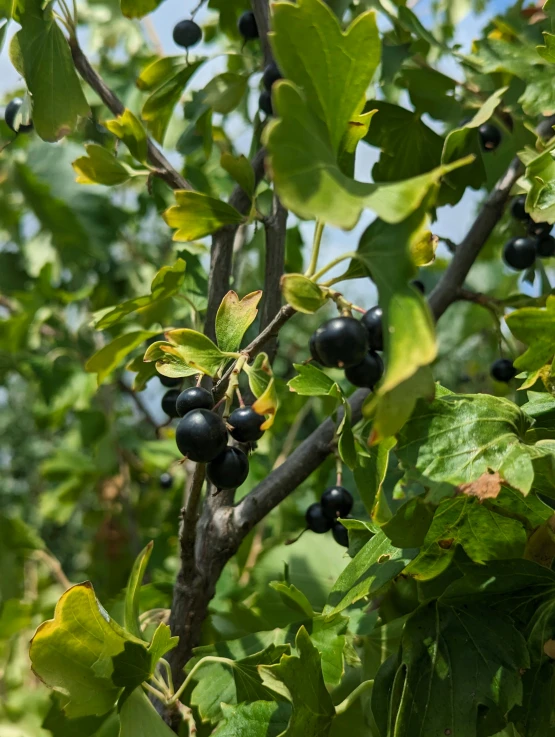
164,191 -> 244,241
215,290 -> 262,353
72,144 -> 134,186
105,109 -> 148,164
252,378 -> 278,429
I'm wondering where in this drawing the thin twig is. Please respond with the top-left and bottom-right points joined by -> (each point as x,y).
118,379 -> 161,436
34,550 -> 72,590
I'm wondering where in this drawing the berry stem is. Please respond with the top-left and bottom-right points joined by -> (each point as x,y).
223,354 -> 247,417
336,456 -> 343,487
236,388 -> 245,407
311,251 -> 357,282
169,656 -> 234,705
304,220 -> 325,277
335,680 -> 374,716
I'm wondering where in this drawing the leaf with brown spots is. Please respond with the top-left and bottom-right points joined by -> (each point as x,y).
457,470 -> 503,500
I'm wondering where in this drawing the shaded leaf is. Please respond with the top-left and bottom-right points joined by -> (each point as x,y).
245,352 -> 273,398
161,328 -> 229,376
86,330 -> 159,385
73,144 -> 134,186
164,191 -> 244,241
124,542 -> 153,640
221,153 -> 255,198
280,274 -> 327,314
287,363 -> 340,397
202,73 -> 248,114
105,109 -> 148,164
119,688 -> 175,737
214,702 -> 292,737
506,295 -> 555,373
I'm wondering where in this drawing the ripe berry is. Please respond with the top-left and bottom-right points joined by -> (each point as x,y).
159,374 -> 182,388
259,90 -> 273,117
176,387 -> 214,417
312,316 -> 368,368
511,196 -> 528,222
229,406 -> 265,443
159,472 -> 173,490
537,235 -> 555,258
361,306 -> 383,352
309,333 -> 322,363
321,486 -> 353,520
173,19 -> 202,48
332,521 -> 349,547
306,503 -> 332,534
161,389 -> 180,418
176,409 -> 228,463
528,221 -> 552,239
412,280 -> 425,294
238,11 -> 258,40
5,98 -> 33,133
478,123 -> 501,151
262,61 -> 282,91
491,358 -> 516,383
503,237 -> 536,270
207,447 -> 249,489
345,351 -> 384,389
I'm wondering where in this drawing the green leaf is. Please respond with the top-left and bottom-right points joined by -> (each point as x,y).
138,57 -> 204,144
16,0 -> 89,141
126,354 -> 158,391
95,259 -> 187,330
72,144 -> 134,186
121,0 -> 164,19
506,295 -> 555,373
119,688 -> 175,737
338,416 -> 357,470
162,328 -> 229,376
538,31 -> 555,63
142,341 -> 199,380
271,0 -> 380,153
398,5 -> 446,49
163,191 -> 244,241
111,625 -> 177,693
202,73 -> 248,114
353,438 -> 396,517
381,496 -> 434,548
124,541 -> 153,640
215,290 -> 262,353
29,582 -> 141,717
324,532 -> 417,615
280,274 -> 327,314
147,622 -> 178,665
259,627 -> 336,737
287,363 -> 339,397
269,582 -> 315,618
379,601 -> 529,737
105,109 -> 148,164
221,152 -> 255,198
86,330 -> 159,385
244,352 -> 273,398
214,702 -> 292,737
265,81 -> 472,230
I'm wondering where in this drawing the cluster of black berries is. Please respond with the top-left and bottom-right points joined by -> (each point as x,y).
259,60 -> 281,118
502,195 -> 555,271
306,486 -> 353,547
163,385 -> 264,490
4,98 -> 33,134
310,311 -> 384,390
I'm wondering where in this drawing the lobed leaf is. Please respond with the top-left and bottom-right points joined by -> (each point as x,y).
215,290 -> 262,353
164,191 -> 244,241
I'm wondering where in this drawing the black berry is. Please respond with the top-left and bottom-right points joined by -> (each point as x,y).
412,280 -> 425,294
207,447 -> 249,489
159,374 -> 182,388
238,11 -> 258,40
345,351 -> 384,389
262,61 -> 282,91
161,389 -> 180,418
503,237 -> 536,270
176,387 -> 214,417
361,306 -> 383,352
491,358 -> 517,383
159,472 -> 173,490
511,196 -> 528,222
5,98 -> 33,133
309,333 -> 322,363
528,221 -> 552,239
479,123 -> 501,151
176,409 -> 228,463
332,521 -> 349,547
173,19 -> 202,48
312,317 -> 368,369
321,486 -> 353,520
259,90 -> 273,117
229,406 -> 265,443
537,235 -> 555,258
306,503 -> 333,534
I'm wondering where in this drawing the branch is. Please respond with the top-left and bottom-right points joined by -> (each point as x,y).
69,39 -> 192,192
259,196 -> 288,360
251,0 -> 273,66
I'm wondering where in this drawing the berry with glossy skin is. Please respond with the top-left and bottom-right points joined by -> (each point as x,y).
312,316 -> 368,368
173,19 -> 202,48
537,235 -> 555,258
528,221 -> 552,238
361,306 -> 384,352
176,387 -> 214,417
159,374 -> 182,388
159,472 -> 173,490
321,486 -> 353,520
306,503 -> 333,534
207,447 -> 249,489
332,521 -> 349,547
309,333 -> 322,363
229,406 -> 265,443
503,237 -> 537,270
238,11 -> 258,40
478,123 -> 501,151
5,98 -> 33,133
262,61 -> 282,90
491,358 -> 517,383
176,409 -> 228,463
511,196 -> 528,221
259,90 -> 273,117
345,351 -> 384,389
161,389 -> 180,418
